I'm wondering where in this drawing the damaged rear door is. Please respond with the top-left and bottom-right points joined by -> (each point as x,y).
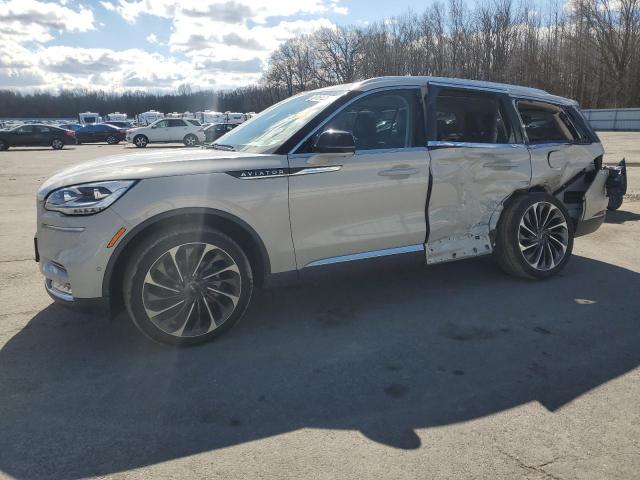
425,84 -> 531,264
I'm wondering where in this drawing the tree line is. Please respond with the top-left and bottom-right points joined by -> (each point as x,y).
1,0 -> 638,118
264,0 -> 640,109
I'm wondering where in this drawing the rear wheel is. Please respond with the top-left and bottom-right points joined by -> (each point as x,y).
134,135 -> 148,148
495,193 -> 574,280
51,138 -> 64,150
106,135 -> 118,145
183,134 -> 198,147
607,195 -> 623,211
123,227 -> 253,346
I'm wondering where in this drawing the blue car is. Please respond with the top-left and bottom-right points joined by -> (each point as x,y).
60,123 -> 83,132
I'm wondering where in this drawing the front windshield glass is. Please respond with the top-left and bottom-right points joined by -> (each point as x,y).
213,90 -> 345,153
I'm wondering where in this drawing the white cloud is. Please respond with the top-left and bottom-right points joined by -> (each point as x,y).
0,0 -> 347,92
100,1 -> 116,11
0,0 -> 96,43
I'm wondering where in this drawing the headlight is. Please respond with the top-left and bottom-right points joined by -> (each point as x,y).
45,180 -> 136,215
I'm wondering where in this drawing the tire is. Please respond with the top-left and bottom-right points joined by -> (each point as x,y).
183,134 -> 199,147
123,226 -> 254,346
51,138 -> 64,150
495,193 -> 574,280
106,135 -> 118,145
607,195 -> 623,211
133,135 -> 148,148
0,139 -> 8,151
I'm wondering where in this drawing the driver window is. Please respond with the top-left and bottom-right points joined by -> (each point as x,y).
318,90 -> 421,151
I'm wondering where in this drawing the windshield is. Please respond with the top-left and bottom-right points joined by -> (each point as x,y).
213,90 -> 346,153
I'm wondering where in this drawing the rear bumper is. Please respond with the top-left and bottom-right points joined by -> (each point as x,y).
575,215 -> 605,237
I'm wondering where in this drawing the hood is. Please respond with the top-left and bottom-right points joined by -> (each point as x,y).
38,148 -> 286,199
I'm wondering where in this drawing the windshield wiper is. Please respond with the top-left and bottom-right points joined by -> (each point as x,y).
207,143 -> 236,151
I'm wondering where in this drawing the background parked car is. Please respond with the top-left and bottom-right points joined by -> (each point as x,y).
125,118 -> 205,147
75,123 -> 126,144
105,120 -> 134,129
203,122 -> 237,143
0,124 -> 75,150
59,123 -> 83,132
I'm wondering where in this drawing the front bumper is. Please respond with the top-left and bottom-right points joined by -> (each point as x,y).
36,203 -> 131,308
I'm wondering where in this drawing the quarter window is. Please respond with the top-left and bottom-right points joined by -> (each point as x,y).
517,101 -> 581,144
316,89 -> 423,151
435,90 -> 514,144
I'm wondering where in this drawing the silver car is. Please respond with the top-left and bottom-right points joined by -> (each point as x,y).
35,76 -> 625,346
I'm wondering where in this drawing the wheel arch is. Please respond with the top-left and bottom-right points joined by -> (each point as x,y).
104,207 -> 271,314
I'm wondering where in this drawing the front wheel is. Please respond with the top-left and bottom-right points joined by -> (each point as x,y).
183,134 -> 198,147
0,139 -> 8,151
123,227 -> 254,346
495,193 -> 574,280
51,138 -> 64,150
133,135 -> 148,148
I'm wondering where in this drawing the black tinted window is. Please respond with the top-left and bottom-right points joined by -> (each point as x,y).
321,89 -> 423,150
16,125 -> 34,133
167,119 -> 185,127
35,126 -> 50,133
518,101 -> 580,143
435,91 -> 514,143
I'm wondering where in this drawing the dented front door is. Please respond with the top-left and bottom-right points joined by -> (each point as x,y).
425,85 -> 531,264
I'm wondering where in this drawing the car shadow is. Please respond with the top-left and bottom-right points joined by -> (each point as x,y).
605,208 -> 640,224
4,147 -> 77,152
1,255 -> 638,479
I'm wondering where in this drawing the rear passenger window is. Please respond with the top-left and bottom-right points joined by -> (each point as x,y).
167,119 -> 186,127
35,126 -> 50,133
517,101 -> 581,144
435,90 -> 515,144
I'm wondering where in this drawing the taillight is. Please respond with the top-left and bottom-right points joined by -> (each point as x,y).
65,130 -> 75,137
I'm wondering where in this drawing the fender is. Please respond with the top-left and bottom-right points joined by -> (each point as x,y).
101,207 -> 271,299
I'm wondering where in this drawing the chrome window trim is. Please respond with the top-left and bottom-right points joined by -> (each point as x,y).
428,81 -> 507,95
289,146 -> 428,160
289,85 -> 424,155
304,244 -> 424,268
428,140 -> 525,150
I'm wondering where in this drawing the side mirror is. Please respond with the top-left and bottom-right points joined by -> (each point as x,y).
313,129 -> 355,154
151,125 -> 157,129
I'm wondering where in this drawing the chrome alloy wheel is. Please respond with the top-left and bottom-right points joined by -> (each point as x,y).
134,136 -> 147,147
142,242 -> 241,337
518,201 -> 569,271
184,135 -> 197,146
52,139 -> 64,149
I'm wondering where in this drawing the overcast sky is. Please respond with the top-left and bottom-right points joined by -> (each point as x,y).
0,0 -> 423,93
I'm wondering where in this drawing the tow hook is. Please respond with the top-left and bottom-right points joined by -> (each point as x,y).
606,159 -> 627,211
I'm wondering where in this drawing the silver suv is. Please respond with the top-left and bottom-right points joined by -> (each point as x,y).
35,76 -> 624,346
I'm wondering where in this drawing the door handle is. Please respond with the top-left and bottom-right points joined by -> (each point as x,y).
378,166 -> 419,177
